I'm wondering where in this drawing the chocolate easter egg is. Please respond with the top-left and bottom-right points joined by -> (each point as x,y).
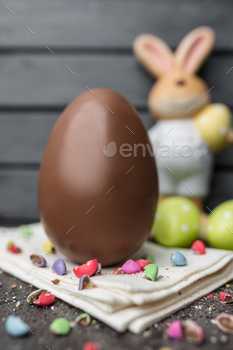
38,89 -> 158,266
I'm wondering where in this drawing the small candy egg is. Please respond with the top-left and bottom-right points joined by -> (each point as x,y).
83,342 -> 100,350
170,251 -> 187,266
50,318 -> 70,335
190,240 -> 206,254
73,259 -> 98,278
93,263 -> 102,275
152,197 -> 200,247
206,200 -> 233,250
220,292 -> 233,303
43,240 -> 55,254
121,260 -> 141,274
52,259 -> 67,275
144,264 -> 158,281
76,313 -> 91,326
27,289 -> 55,306
167,320 -> 183,340
135,259 -> 152,271
18,225 -> 32,237
78,275 -> 93,290
30,254 -> 47,267
142,254 -> 154,263
5,315 -> 30,337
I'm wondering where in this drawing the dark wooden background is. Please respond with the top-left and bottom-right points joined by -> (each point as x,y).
1,0 -> 233,224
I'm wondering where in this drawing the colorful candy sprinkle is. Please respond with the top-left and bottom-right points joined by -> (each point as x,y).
73,259 -> 98,278
18,225 -> 32,237
170,251 -> 187,266
27,289 -> 55,306
52,259 -> 67,275
135,259 -> 152,271
112,267 -> 123,275
78,275 -> 93,290
144,264 -> 158,281
121,260 -> 141,274
76,313 -> 91,326
30,254 -> 47,267
5,315 -> 30,337
50,318 -> 70,335
191,240 -> 206,254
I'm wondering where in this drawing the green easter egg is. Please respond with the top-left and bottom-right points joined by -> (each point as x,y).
206,200 -> 233,250
144,264 -> 158,281
50,318 -> 70,335
152,197 -> 200,247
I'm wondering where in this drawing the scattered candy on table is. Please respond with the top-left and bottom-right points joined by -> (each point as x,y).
43,240 -> 55,254
76,313 -> 91,326
167,319 -> 205,345
83,342 -> 100,350
135,259 -> 152,271
52,259 -> 67,275
30,254 -> 47,267
170,251 -> 187,266
144,264 -> 158,281
27,289 -> 55,306
167,320 -> 183,340
18,225 -> 32,237
73,259 -> 98,278
78,275 -> 93,290
121,260 -> 141,274
5,315 -> 30,337
50,317 -> 70,335
190,240 -> 206,254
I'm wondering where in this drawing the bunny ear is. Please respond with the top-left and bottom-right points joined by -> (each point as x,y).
133,34 -> 173,78
175,27 -> 215,74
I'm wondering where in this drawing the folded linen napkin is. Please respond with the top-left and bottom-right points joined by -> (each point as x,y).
0,223 -> 232,333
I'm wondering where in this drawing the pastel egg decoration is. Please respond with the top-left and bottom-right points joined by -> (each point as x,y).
152,196 -> 200,247
194,104 -> 231,152
206,200 -> 233,250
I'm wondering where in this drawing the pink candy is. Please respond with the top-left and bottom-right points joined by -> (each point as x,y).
121,260 -> 141,274
167,320 -> 184,340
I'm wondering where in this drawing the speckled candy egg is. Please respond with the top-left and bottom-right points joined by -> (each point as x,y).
152,196 -> 200,247
38,89 -> 158,266
206,200 -> 233,250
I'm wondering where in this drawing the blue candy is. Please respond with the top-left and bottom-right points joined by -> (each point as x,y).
170,251 -> 187,266
5,315 -> 30,337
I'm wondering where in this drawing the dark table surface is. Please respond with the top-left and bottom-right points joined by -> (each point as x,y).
1,270 -> 233,350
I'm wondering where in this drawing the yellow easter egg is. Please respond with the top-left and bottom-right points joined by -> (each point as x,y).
194,103 -> 231,152
43,240 -> 55,254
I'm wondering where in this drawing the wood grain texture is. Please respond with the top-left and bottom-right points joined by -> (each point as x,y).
0,54 -> 232,107
1,0 -> 233,49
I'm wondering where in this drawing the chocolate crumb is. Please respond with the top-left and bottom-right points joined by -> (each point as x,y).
51,279 -> 60,285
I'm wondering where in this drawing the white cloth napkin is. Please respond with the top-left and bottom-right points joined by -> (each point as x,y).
0,223 -> 233,333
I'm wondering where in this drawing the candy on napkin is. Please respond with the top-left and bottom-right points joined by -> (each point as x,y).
30,254 -> 47,267
43,240 -> 55,254
52,259 -> 67,275
191,240 -> 206,254
19,225 -> 32,237
7,241 -> 21,254
78,275 -> 93,290
135,259 -> 152,271
144,264 -> 158,281
170,251 -> 187,266
73,259 -> 98,278
121,260 -> 141,274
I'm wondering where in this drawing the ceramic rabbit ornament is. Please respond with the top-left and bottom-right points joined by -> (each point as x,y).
134,27 -> 233,211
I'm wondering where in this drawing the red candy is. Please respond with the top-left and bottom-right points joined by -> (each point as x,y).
135,259 -> 152,271
73,259 -> 98,278
113,267 -> 123,275
83,342 -> 100,350
190,240 -> 206,254
220,292 -> 233,302
7,242 -> 21,254
34,292 -> 55,306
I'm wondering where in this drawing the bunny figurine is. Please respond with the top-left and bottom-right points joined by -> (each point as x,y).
133,27 -> 233,211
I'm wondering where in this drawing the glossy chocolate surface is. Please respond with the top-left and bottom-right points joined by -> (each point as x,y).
38,89 -> 158,266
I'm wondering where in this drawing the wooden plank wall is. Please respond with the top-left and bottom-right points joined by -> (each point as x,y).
0,0 -> 233,223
